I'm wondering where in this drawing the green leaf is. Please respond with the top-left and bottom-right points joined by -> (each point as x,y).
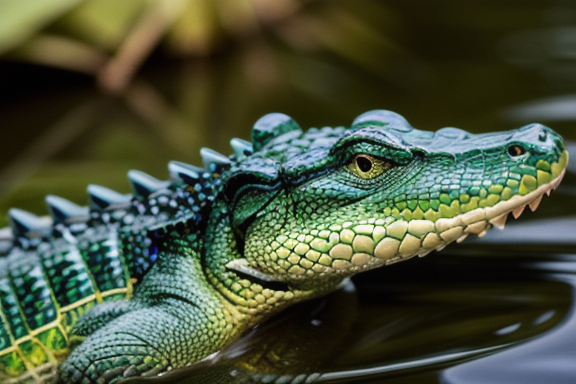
0,0 -> 82,54
55,0 -> 145,52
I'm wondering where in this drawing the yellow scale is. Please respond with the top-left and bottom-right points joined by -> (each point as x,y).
0,284 -> 133,384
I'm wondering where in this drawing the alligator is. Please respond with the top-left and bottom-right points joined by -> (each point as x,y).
0,110 -> 568,384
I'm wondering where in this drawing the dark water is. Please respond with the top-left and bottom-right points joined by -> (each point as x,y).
1,1 -> 575,383
126,213 -> 576,384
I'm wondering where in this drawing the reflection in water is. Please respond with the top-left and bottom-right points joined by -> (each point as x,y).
1,1 -> 576,383
126,229 -> 574,384
442,276 -> 576,384
503,95 -> 576,122
499,14 -> 576,124
122,181 -> 576,384
499,26 -> 576,69
471,217 -> 576,245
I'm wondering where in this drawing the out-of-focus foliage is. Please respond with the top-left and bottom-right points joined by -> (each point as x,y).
0,0 -> 575,226
0,0 -> 409,223
0,0 -> 81,54
0,2 -> 575,382
0,0 -> 401,92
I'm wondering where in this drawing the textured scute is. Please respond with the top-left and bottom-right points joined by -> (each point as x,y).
0,111 -> 569,384
200,148 -> 231,175
251,113 -> 303,152
230,138 -> 253,160
45,195 -> 89,223
70,300 -> 133,338
127,170 -> 170,198
58,241 -> 232,384
87,184 -> 131,210
0,152 -> 225,383
229,114 -> 567,292
8,208 -> 50,238
352,109 -> 413,130
168,161 -> 203,185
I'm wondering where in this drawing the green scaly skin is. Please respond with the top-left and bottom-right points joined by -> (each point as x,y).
0,110 -> 568,383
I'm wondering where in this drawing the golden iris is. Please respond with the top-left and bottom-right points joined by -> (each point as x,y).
347,154 -> 391,179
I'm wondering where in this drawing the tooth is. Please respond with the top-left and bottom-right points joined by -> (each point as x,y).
418,250 -> 432,258
529,195 -> 543,211
512,205 -> 525,219
457,233 -> 469,243
490,214 -> 508,230
546,188 -> 552,196
478,229 -> 489,238
437,244 -> 447,252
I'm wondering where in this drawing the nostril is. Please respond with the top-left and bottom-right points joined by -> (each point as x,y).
507,144 -> 526,157
538,130 -> 547,142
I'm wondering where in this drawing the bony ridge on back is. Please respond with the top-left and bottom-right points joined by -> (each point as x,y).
0,110 -> 567,384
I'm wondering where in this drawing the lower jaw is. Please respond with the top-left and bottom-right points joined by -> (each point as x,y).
377,168 -> 566,265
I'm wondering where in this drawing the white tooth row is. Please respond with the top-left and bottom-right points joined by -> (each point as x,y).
426,169 -> 566,254
360,170 -> 565,265
484,169 -> 565,230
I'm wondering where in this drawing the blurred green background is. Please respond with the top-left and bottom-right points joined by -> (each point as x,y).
1,0 -> 575,225
1,2 -> 575,382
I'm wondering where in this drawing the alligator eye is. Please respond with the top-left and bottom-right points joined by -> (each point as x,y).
507,144 -> 526,158
357,156 -> 372,172
347,154 -> 391,179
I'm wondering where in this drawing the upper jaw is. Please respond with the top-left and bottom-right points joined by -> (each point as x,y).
484,167 -> 566,231
453,148 -> 569,236
409,162 -> 568,260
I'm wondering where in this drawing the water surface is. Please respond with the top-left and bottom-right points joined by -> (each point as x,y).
1,1 -> 575,383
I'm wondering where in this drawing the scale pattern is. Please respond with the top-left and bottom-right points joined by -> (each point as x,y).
0,110 -> 568,384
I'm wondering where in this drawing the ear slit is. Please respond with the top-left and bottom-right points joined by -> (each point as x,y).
225,259 -> 289,291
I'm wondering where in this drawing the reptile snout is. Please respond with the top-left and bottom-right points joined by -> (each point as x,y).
512,123 -> 565,153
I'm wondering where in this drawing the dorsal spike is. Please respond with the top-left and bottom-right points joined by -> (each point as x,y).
351,110 -> 413,131
0,227 -> 13,241
127,170 -> 170,198
0,227 -> 13,256
87,185 -> 131,210
8,208 -> 50,237
45,195 -> 89,223
230,138 -> 253,160
436,127 -> 469,140
168,161 -> 203,185
252,113 -> 302,152
200,148 -> 231,174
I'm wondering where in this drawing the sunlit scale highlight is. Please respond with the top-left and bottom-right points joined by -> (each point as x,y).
0,109 -> 568,384
242,112 -> 568,285
263,154 -> 567,277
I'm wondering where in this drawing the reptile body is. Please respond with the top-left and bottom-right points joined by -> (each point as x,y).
0,110 -> 568,383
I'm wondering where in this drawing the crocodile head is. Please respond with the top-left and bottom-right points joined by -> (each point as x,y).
225,110 -> 568,291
